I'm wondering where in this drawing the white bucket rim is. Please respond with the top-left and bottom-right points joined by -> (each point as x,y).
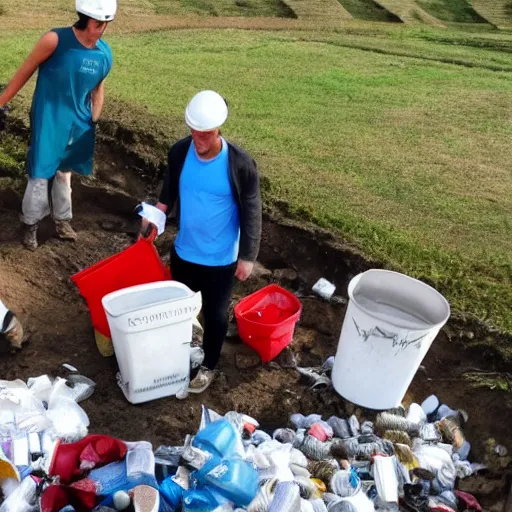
102,280 -> 195,318
348,269 -> 450,330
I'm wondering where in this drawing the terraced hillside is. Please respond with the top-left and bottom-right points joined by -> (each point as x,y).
282,0 -> 353,20
0,0 -> 297,18
470,0 -> 512,28
338,0 -> 401,21
373,0 -> 445,25
418,0 -> 487,23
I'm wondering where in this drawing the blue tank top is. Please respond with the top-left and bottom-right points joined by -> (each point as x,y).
27,27 -> 112,179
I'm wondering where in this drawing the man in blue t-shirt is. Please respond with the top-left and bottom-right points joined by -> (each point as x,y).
148,90 -> 262,394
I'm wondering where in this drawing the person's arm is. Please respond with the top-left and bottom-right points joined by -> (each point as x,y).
91,80 -> 105,123
138,146 -> 176,238
138,140 -> 189,239
0,32 -> 58,107
236,157 -> 262,281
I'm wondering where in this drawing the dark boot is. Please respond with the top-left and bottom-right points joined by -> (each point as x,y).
22,223 -> 38,251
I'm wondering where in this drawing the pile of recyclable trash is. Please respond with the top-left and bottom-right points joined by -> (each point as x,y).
0,368 -> 489,511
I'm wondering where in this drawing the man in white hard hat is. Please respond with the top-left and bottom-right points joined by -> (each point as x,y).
145,90 -> 262,394
0,0 -> 116,250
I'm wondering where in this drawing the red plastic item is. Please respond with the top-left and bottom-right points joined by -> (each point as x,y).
234,284 -> 302,363
244,422 -> 257,436
309,423 -> 330,442
71,229 -> 171,339
40,485 -> 71,512
454,491 -> 482,512
41,484 -> 97,512
49,434 -> 128,485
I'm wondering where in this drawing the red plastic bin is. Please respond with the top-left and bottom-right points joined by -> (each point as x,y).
71,231 -> 171,340
234,284 -> 302,363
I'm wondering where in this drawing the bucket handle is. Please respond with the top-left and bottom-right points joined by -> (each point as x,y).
141,224 -> 158,243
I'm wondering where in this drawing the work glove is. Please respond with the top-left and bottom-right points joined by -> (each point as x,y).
0,106 -> 8,132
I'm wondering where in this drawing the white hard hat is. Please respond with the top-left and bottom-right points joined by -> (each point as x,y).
76,0 -> 117,21
185,90 -> 228,132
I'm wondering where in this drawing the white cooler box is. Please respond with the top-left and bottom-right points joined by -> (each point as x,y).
102,281 -> 202,404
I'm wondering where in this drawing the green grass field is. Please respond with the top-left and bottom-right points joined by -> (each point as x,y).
1,6 -> 512,348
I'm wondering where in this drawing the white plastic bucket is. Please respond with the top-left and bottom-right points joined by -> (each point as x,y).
102,281 -> 202,404
331,270 -> 450,410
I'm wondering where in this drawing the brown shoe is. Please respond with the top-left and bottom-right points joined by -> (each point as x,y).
55,220 -> 78,241
188,366 -> 215,394
22,223 -> 38,251
2,314 -> 24,349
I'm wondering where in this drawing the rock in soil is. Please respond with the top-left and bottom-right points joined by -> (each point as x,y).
226,323 -> 239,339
273,268 -> 298,283
235,353 -> 261,370
252,261 -> 272,279
275,346 -> 297,368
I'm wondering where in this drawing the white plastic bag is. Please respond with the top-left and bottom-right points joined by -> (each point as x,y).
125,441 -> 155,477
0,476 -> 38,512
199,406 -> 223,431
0,380 -> 46,427
373,455 -> 398,503
256,442 -> 294,482
26,375 -> 53,404
413,441 -> 456,489
46,396 -> 89,441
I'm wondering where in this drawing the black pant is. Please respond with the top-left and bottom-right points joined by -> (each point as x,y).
171,248 -> 236,370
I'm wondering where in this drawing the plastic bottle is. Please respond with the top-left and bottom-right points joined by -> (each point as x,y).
182,488 -> 224,511
193,420 -> 243,460
204,457 -> 259,507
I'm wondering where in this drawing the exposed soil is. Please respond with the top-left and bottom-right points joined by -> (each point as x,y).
0,132 -> 511,510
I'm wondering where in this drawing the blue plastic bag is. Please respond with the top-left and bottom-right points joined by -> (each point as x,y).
160,476 -> 183,509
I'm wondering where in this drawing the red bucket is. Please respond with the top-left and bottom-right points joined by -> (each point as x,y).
71,230 -> 171,340
234,284 -> 302,363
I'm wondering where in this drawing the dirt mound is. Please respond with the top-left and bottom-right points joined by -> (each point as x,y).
0,130 -> 511,508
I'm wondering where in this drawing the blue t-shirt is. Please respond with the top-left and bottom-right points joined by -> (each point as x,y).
175,139 -> 240,266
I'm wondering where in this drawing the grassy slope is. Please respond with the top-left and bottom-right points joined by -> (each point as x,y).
0,0 -> 296,18
281,0 -> 353,21
370,0 -> 446,25
338,0 -> 401,21
1,25 -> 511,347
417,0 -> 487,23
470,0 -> 512,29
